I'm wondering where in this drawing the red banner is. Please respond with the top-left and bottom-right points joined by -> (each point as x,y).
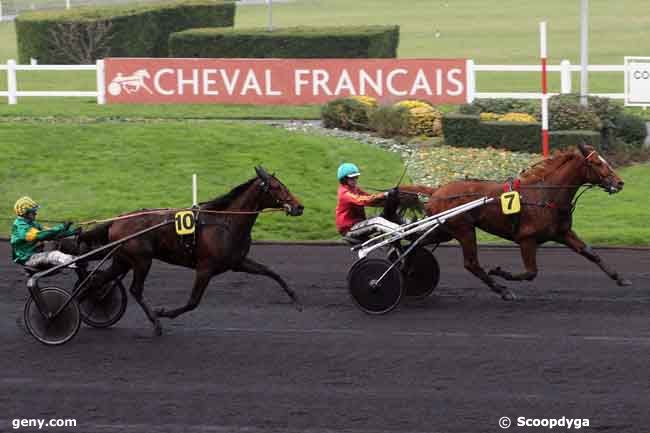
104,58 -> 467,105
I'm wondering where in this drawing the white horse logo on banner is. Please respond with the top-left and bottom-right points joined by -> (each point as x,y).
108,70 -> 154,96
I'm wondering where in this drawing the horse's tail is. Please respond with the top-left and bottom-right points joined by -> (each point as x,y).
399,184 -> 438,196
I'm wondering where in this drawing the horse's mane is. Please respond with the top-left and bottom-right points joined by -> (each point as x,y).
519,148 -> 578,180
200,177 -> 258,210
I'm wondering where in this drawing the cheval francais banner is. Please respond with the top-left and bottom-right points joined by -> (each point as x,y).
104,58 -> 468,105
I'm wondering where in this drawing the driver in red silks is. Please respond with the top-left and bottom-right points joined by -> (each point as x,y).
335,163 -> 401,238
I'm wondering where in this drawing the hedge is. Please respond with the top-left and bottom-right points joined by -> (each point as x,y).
16,0 -> 235,64
169,25 -> 400,58
443,114 -> 537,152
549,131 -> 602,150
443,114 -> 601,153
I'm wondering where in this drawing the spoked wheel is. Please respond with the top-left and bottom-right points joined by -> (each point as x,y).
24,287 -> 81,346
348,258 -> 403,315
78,278 -> 127,329
401,247 -> 440,299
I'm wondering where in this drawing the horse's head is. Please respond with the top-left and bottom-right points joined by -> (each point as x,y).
577,143 -> 624,194
255,166 -> 304,216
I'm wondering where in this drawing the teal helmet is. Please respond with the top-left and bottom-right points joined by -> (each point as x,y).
337,163 -> 361,181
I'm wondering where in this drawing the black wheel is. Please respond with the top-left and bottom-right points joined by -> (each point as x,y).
24,287 -> 81,346
402,247 -> 440,299
79,278 -> 127,329
347,258 -> 403,315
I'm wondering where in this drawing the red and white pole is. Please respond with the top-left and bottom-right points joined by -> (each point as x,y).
540,21 -> 550,157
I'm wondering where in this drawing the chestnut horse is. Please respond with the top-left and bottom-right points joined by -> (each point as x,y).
77,167 -> 304,335
399,144 -> 628,300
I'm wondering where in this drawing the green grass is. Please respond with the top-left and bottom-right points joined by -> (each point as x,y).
572,164 -> 650,246
0,121 -> 404,240
0,98 -> 321,119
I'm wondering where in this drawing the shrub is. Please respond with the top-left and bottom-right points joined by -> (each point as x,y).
321,98 -> 374,130
368,105 -> 410,138
463,98 -> 540,118
549,131 -> 602,150
394,100 -> 443,136
443,114 -> 541,152
16,0 -> 235,64
458,103 -> 481,115
169,25 -> 400,58
613,112 -> 648,147
549,95 -> 602,131
442,113 -> 482,147
350,96 -> 379,109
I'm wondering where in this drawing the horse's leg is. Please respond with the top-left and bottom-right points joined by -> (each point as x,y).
231,257 -> 302,311
558,230 -> 632,286
129,257 -> 163,336
456,227 -> 516,300
155,266 -> 214,319
489,238 -> 539,281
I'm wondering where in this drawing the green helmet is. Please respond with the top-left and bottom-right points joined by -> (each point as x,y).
337,163 -> 361,181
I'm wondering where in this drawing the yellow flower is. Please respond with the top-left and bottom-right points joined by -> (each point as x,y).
498,112 -> 537,123
350,96 -> 378,108
480,112 -> 502,121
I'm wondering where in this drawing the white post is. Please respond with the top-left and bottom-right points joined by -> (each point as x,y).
0,2 -> 4,22
540,21 -> 549,157
267,0 -> 273,31
560,59 -> 572,94
7,59 -> 17,105
96,59 -> 106,105
580,0 -> 589,105
465,59 -> 475,103
192,174 -> 198,207
66,0 -> 70,9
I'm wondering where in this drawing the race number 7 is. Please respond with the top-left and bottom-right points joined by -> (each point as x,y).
500,191 -> 521,215
174,211 -> 195,235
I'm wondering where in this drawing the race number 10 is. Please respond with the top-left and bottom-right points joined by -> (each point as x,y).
175,211 -> 195,235
500,191 -> 521,215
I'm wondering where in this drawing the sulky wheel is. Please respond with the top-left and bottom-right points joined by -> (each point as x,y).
24,287 -> 81,346
347,257 -> 403,315
402,247 -> 440,299
79,278 -> 127,329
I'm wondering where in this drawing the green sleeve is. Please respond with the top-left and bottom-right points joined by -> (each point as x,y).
34,223 -> 68,241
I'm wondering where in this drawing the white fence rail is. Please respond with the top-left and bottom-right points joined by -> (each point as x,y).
1,59 -> 106,104
467,60 -> 625,102
1,58 -> 625,105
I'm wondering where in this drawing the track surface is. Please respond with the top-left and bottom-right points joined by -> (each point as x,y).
1,242 -> 650,433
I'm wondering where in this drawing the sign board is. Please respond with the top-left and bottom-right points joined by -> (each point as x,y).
624,57 -> 650,107
104,58 -> 467,105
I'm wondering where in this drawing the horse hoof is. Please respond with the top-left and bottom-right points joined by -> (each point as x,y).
501,290 -> 517,301
294,302 -> 304,312
618,278 -> 632,287
153,322 -> 163,336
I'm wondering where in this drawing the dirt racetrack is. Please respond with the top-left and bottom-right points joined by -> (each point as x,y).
1,242 -> 650,433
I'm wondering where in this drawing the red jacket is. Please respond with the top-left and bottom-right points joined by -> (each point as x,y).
335,184 -> 383,234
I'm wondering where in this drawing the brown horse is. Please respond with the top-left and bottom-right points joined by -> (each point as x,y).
399,144 -> 628,300
78,167 -> 304,335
